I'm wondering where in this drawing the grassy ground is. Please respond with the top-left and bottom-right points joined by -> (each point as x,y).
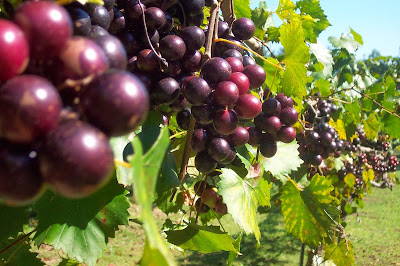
36,186 -> 400,265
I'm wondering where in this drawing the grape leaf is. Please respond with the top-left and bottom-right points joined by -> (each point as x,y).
233,0 -> 251,19
261,57 -> 282,92
315,79 -> 331,97
130,126 -> 177,266
261,141 -> 303,182
0,205 -> 29,242
350,27 -> 363,45
329,34 -> 361,54
251,1 -> 272,39
299,14 -> 318,43
279,18 -> 310,99
296,0 -> 331,41
0,232 -> 42,265
310,42 -> 334,79
276,0 -> 296,20
266,26 -> 280,42
329,119 -> 346,140
227,233 -> 242,266
344,99 -> 361,124
324,240 -> 355,266
166,223 -> 238,254
34,176 -> 130,266
281,174 -> 340,248
363,113 -> 381,140
110,133 -> 134,186
383,114 -> 400,139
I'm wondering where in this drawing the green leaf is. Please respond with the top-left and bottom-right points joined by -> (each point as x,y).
227,233 -> 242,265
310,42 -> 334,79
324,240 -> 355,266
110,133 -> 134,186
130,126 -> 177,266
383,114 -> 400,139
217,165 -> 271,244
345,100 -> 361,124
276,0 -> 296,20
281,174 -> 340,248
233,0 -> 251,19
0,232 -> 42,266
296,0 -> 331,41
251,1 -> 272,39
329,34 -> 361,54
350,27 -> 363,45
266,26 -> 281,42
363,113 -> 381,140
315,79 -> 331,97
0,205 -> 29,242
279,18 -> 310,99
261,141 -> 303,182
166,223 -> 238,254
34,177 -> 130,266
262,57 -> 282,92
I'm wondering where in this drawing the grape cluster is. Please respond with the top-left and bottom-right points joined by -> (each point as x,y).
367,154 -> 399,173
249,92 -> 298,158
0,0 -> 149,205
193,181 -> 227,215
297,96 -> 342,166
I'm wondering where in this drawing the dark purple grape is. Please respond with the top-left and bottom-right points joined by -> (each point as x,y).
182,50 -> 202,72
234,94 -> 262,119
311,154 -> 323,166
162,60 -> 182,76
327,141 -> 337,153
180,26 -> 205,51
201,188 -> 218,207
145,7 -> 166,30
116,32 -> 139,57
179,0 -> 205,16
242,65 -> 266,89
230,127 -> 249,147
213,109 -> 238,135
275,93 -> 288,108
232,17 -> 255,40
219,148 -> 236,165
263,116 -> 281,134
306,131 -> 320,144
58,37 -> 109,80
103,0 -> 116,11
108,8 -> 114,21
222,49 -> 243,61
183,77 -> 211,106
0,19 -> 29,81
320,132 -> 333,146
214,197 -> 228,214
217,36 -> 243,54
67,7 -> 92,36
94,35 -> 127,70
247,127 -> 262,146
217,21 -> 229,38
353,138 -> 360,145
278,126 -> 296,143
89,25 -> 109,38
194,180 -> 209,196
0,142 -> 43,205
80,70 -> 149,136
242,55 -> 256,66
195,151 -> 217,174
191,128 -> 210,152
229,72 -> 250,95
137,49 -> 160,72
186,11 -> 204,27
170,94 -> 189,111
254,113 -> 266,130
225,57 -> 244,72
152,77 -> 180,105
85,4 -> 111,30
39,120 -> 114,198
160,35 -> 186,61
280,107 -> 298,126
207,137 -> 231,161
192,104 -> 215,125
125,2 -> 145,21
315,122 -> 329,133
14,1 -> 72,58
201,57 -> 232,84
138,29 -> 159,48
176,109 -> 191,130
259,135 -> 277,158
159,12 -> 174,33
0,75 -> 62,143
195,198 -> 210,213
262,98 -> 281,116
286,97 -> 294,108
327,127 -> 336,137
213,81 -> 239,106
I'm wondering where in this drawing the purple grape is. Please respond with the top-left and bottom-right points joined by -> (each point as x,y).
229,72 -> 250,95
278,126 -> 296,143
183,76 -> 211,106
182,50 -> 202,72
263,116 -> 282,134
152,77 -> 180,105
160,35 -> 186,61
232,17 -> 255,40
180,26 -> 205,51
242,65 -> 266,89
176,110 -> 191,129
247,127 -> 262,146
229,127 -> 249,147
191,128 -> 210,152
195,151 -> 217,174
213,81 -> 239,106
201,57 -> 232,84
192,104 -> 215,125
234,94 -> 262,119
280,107 -> 298,126
262,98 -> 282,116
145,7 -> 166,30
259,135 -> 277,158
213,109 -> 238,135
207,137 -> 231,161
94,34 -> 127,70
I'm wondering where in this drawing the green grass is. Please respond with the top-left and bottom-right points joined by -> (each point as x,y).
36,186 -> 400,265
345,184 -> 400,265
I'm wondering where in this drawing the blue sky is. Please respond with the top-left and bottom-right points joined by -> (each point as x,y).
251,0 -> 400,59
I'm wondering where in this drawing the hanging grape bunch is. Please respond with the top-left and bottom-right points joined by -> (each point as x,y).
0,0 -> 149,205
297,94 -> 343,166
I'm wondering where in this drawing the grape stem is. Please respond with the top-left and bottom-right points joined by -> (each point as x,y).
214,38 -> 285,70
0,229 -> 36,256
170,115 -> 196,202
287,176 -> 302,191
138,0 -> 169,67
203,0 -> 220,61
114,159 -> 132,168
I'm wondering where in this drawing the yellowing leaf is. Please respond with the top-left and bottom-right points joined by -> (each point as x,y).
324,240 -> 355,266
362,169 -> 374,182
281,174 -> 340,248
344,173 -> 356,188
363,113 -> 381,140
279,18 -> 310,99
276,0 -> 296,20
329,119 -> 347,140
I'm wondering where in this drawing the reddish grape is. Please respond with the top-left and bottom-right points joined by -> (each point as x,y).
137,49 -> 160,72
222,49 -> 243,62
40,120 -> 114,198
207,137 -> 231,162
0,75 -> 62,143
201,57 -> 232,84
94,35 -> 127,70
232,17 -> 255,40
213,109 -> 238,135
234,94 -> 262,119
242,65 -> 266,89
194,180 -> 209,196
145,7 -> 166,30
213,81 -> 239,106
278,126 -> 296,143
214,197 -> 228,215
191,128 -> 210,152
0,19 -> 29,81
263,116 -> 281,134
229,72 -> 250,95
230,126 -> 249,147
280,107 -> 298,126
201,188 -> 218,208
225,57 -> 244,72
14,1 -> 72,58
